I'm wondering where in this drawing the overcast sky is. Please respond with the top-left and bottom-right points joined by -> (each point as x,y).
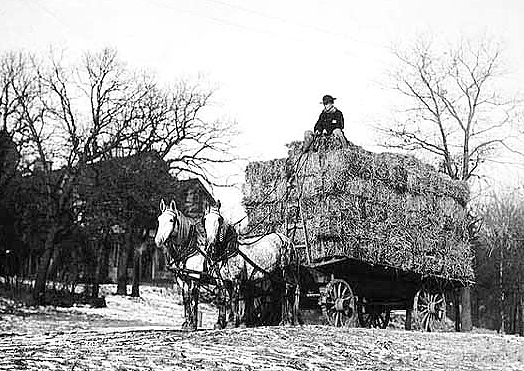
2,0 -> 524,219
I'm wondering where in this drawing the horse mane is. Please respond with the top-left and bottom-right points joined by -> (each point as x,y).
214,215 -> 239,261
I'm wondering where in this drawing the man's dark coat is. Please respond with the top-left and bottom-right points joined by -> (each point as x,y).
314,109 -> 344,135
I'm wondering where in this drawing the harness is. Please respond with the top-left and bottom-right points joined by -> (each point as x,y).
163,209 -> 200,265
209,210 -> 295,284
162,208 -> 298,287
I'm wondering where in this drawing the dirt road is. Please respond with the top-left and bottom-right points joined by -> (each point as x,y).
1,325 -> 523,371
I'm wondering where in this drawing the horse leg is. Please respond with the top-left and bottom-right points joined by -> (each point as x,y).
279,268 -> 291,326
187,279 -> 199,331
243,280 -> 254,327
294,279 -> 302,325
237,279 -> 252,328
180,279 -> 189,330
237,263 -> 251,328
227,279 -> 239,328
227,278 -> 243,328
214,283 -> 227,330
236,279 -> 249,328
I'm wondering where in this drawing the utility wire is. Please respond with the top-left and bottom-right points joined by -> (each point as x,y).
147,0 -> 313,47
144,0 -> 378,58
31,0 -> 75,33
201,0 -> 385,51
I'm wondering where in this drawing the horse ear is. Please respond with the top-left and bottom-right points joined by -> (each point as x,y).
160,199 -> 166,212
169,200 -> 177,211
216,200 -> 221,209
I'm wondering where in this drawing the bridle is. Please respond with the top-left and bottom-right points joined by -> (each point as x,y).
205,209 -> 241,263
161,208 -> 200,264
204,209 -> 225,242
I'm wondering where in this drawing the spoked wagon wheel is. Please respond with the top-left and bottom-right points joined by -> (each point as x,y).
413,288 -> 446,332
357,304 -> 391,329
321,279 -> 355,327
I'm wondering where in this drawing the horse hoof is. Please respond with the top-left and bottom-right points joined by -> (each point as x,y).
226,322 -> 236,329
238,323 -> 247,329
214,323 -> 223,330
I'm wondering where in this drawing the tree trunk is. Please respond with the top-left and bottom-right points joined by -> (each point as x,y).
509,293 -> 516,334
116,229 -> 133,295
474,289 -> 480,327
46,246 -> 61,284
32,226 -> 57,305
499,247 -> 505,334
519,294 -> 524,336
453,289 -> 461,332
460,286 -> 473,331
92,237 -> 108,299
131,247 -> 141,297
131,231 -> 147,297
151,249 -> 158,280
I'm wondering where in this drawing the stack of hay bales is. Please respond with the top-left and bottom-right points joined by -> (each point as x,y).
243,137 -> 474,282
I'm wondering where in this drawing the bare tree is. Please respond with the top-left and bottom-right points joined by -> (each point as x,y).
2,48 -> 238,303
117,79 -> 239,186
380,36 -> 522,331
0,52 -> 29,189
382,37 -> 521,181
480,191 -> 524,334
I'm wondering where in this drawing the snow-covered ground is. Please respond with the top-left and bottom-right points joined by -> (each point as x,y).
0,284 -> 218,335
1,284 -> 523,370
1,325 -> 523,370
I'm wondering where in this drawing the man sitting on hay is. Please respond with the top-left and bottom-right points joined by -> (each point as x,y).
303,94 -> 348,151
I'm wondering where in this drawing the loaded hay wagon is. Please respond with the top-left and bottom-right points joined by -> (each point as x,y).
242,137 -> 474,331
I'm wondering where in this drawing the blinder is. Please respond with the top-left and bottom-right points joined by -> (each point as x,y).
217,214 -> 225,243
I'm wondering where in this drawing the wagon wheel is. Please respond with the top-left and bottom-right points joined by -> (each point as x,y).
357,303 -> 391,329
321,279 -> 355,327
413,288 -> 446,332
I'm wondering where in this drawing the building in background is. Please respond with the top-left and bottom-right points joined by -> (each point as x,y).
106,178 -> 216,283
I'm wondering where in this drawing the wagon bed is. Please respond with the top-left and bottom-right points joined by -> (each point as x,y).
298,250 -> 470,330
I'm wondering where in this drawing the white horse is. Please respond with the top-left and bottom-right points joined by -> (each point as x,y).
203,204 -> 301,327
154,199 -> 210,331
154,199 -> 300,330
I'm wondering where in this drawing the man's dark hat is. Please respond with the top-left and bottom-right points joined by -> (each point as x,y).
321,94 -> 336,104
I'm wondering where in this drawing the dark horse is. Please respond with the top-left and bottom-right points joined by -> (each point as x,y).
154,199 -> 300,330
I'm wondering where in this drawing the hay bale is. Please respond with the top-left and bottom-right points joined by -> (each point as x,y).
243,137 -> 474,282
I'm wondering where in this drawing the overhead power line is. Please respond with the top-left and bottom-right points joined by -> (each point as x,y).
201,0 -> 380,49
145,0 -> 371,57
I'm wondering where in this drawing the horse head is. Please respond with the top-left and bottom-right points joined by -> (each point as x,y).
203,201 -> 226,260
154,199 -> 179,248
